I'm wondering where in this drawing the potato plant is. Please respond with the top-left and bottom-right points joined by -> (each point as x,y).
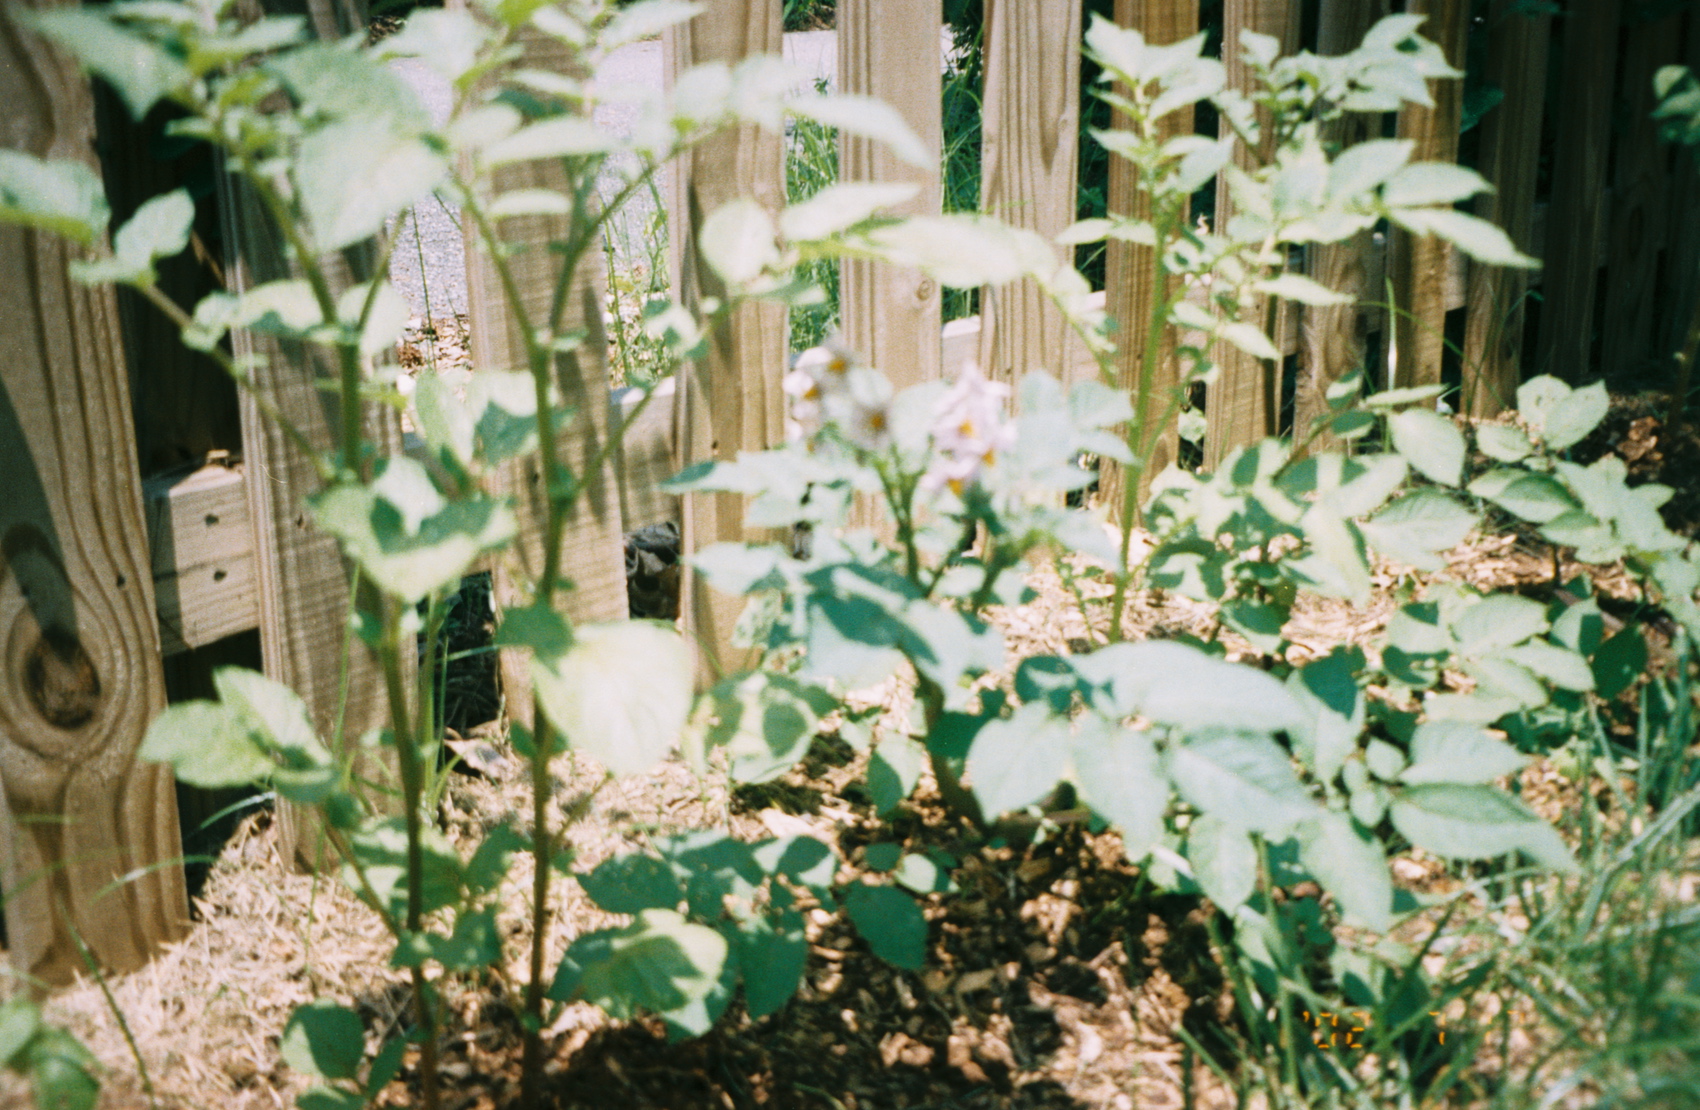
4,4 -> 1700,1110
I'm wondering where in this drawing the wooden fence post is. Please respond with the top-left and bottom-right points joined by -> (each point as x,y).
1205,0 -> 1298,469
1386,0 -> 1468,390
1293,0 -> 1385,448
464,23 -> 630,734
1600,7 -> 1681,385
1535,0 -> 1620,382
1098,0 -> 1197,519
665,0 -> 787,688
1460,0 -> 1548,417
1662,11 -> 1700,375
978,0 -> 1083,392
839,0 -> 944,393
0,1 -> 187,983
219,0 -> 399,871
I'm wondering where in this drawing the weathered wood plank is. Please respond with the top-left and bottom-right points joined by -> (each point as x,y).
838,0 -> 944,391
1661,11 -> 1700,375
1205,0 -> 1298,469
614,379 -> 681,530
143,462 -> 258,656
1460,0 -> 1549,417
1098,0 -> 1198,519
1387,0 -> 1469,390
0,0 -> 187,983
464,22 -> 630,732
220,0 -> 398,871
978,0 -> 1085,392
666,0 -> 788,687
1293,0 -> 1386,449
1535,0 -> 1620,382
1601,9 -> 1680,384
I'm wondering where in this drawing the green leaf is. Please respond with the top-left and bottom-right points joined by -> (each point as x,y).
493,602 -> 572,657
894,852 -> 955,895
0,1000 -> 40,1069
600,0 -> 706,48
335,280 -> 409,359
1468,469 -> 1579,523
699,198 -> 780,285
1254,273 -> 1353,306
1390,784 -> 1576,872
789,94 -> 929,168
549,909 -> 730,1022
1389,409 -> 1465,486
579,852 -> 685,914
1218,321 -> 1281,361
1359,489 -> 1477,571
1501,641 -> 1593,692
1399,721 -> 1525,785
966,703 -> 1071,818
482,117 -> 616,165
1450,593 -> 1547,653
140,701 -> 273,787
1187,813 -> 1257,912
74,188 -> 195,285
345,818 -> 464,919
310,461 -> 516,603
0,151 -> 110,246
1529,380 -> 1608,451
297,1086 -> 364,1110
1388,207 -> 1538,268
1296,811 -> 1392,931
868,733 -> 927,815
27,9 -> 190,119
1327,138 -> 1414,201
280,1001 -> 364,1081
24,1028 -> 98,1110
1365,739 -> 1407,780
1475,423 -> 1531,463
296,118 -> 446,251
1382,162 -> 1490,207
864,215 -> 1051,288
1592,625 -> 1647,700
1073,641 -> 1305,734
1220,597 -> 1287,652
1288,646 -> 1366,782
1070,718 -> 1168,861
533,621 -> 694,778
780,182 -> 917,242
844,883 -> 927,970
734,911 -> 808,1019
711,673 -> 832,785
1165,731 -> 1319,837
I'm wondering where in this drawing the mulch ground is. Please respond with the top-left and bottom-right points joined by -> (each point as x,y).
8,382 -> 1696,1110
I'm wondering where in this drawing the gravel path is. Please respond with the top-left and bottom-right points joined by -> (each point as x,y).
386,31 -> 839,319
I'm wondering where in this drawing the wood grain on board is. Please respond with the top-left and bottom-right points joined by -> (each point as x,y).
1293,0 -> 1386,449
1205,0 -> 1298,469
1601,10 -> 1680,386
666,0 -> 789,688
464,23 -> 630,733
0,1 -> 187,983
1460,0 -> 1549,416
220,0 -> 400,871
1098,0 -> 1198,520
1535,0 -> 1620,382
1387,0 -> 1468,390
838,0 -> 944,392
978,0 -> 1085,392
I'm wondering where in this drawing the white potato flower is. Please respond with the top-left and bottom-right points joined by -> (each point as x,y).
922,361 -> 1016,495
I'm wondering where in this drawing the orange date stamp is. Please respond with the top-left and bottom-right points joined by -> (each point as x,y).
1301,1010 -> 1453,1049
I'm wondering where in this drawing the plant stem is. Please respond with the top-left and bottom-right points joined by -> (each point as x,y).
380,601 -> 440,1110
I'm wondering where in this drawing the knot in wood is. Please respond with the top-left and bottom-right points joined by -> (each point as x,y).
24,626 -> 101,730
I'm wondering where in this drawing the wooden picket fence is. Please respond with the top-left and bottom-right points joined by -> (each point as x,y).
3,0 -> 1697,983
